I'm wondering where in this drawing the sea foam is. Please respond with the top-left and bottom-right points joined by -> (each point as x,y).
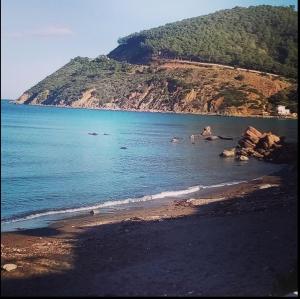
1,180 -> 245,225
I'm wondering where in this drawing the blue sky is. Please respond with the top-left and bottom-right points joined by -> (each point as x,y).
1,0 -> 297,99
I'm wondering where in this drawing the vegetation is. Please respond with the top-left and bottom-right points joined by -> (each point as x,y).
109,5 -> 298,78
234,74 -> 245,81
25,56 -> 148,105
217,87 -> 248,108
268,86 -> 298,113
18,5 -> 297,116
20,55 -> 296,115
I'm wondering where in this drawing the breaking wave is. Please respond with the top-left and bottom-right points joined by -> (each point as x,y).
2,180 -> 246,225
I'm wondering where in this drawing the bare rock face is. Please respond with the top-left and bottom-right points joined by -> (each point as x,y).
16,93 -> 30,104
201,126 -> 212,136
239,126 -> 262,147
244,126 -> 263,139
238,138 -> 256,149
257,134 -> 281,149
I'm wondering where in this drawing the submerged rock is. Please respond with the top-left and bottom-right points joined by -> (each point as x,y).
171,137 -> 180,143
205,135 -> 219,141
120,146 -> 127,149
220,148 -> 236,157
236,155 -> 249,161
218,136 -> 234,140
88,132 -> 98,136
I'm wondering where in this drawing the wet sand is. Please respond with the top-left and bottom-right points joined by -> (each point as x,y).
1,166 -> 297,296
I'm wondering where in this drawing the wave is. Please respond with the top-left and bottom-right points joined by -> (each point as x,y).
1,180 -> 246,225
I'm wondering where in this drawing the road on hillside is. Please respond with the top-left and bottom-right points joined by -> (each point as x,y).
154,58 -> 280,77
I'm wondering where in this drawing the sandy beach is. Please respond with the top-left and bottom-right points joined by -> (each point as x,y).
1,164 -> 297,296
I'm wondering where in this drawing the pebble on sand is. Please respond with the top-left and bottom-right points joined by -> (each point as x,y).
2,264 -> 18,272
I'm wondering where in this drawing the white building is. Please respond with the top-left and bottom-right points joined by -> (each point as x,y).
277,105 -> 290,115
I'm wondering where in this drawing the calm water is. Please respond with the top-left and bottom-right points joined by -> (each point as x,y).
1,100 -> 297,231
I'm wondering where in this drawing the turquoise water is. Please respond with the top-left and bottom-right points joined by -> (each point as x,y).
1,100 -> 297,231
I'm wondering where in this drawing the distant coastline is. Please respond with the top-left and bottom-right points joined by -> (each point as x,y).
9,100 -> 298,120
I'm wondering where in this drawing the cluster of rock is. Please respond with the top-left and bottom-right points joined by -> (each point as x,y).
191,126 -> 231,142
190,126 -> 213,142
220,126 -> 286,162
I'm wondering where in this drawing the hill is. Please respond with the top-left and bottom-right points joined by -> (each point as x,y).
109,5 -> 298,78
16,5 -> 298,116
17,56 -> 297,116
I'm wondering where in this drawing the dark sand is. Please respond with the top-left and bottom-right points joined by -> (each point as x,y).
1,166 -> 297,296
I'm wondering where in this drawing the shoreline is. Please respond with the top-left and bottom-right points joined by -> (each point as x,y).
8,100 -> 298,120
0,178 -> 253,232
1,165 -> 297,296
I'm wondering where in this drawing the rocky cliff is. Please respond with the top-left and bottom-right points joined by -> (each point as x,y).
16,57 -> 297,116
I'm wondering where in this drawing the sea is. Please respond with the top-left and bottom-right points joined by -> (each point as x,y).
1,100 -> 297,231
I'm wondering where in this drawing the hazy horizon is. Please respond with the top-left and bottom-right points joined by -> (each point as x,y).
1,0 -> 297,99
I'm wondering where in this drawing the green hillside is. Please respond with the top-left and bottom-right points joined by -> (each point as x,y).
21,56 -> 138,105
17,54 -> 297,115
108,5 -> 298,78
17,5 -> 298,116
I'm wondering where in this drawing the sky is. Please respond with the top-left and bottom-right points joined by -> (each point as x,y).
1,0 -> 298,99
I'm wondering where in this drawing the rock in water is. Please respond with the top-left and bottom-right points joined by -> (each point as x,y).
258,133 -> 281,149
220,148 -> 236,157
171,137 -> 180,143
120,146 -> 127,150
200,126 -> 212,136
244,126 -> 263,138
191,138 -> 195,144
88,132 -> 98,136
2,264 -> 17,272
238,138 -> 256,149
205,136 -> 219,141
251,151 -> 265,159
218,136 -> 233,140
221,126 -> 285,163
90,210 -> 95,216
236,155 -> 249,161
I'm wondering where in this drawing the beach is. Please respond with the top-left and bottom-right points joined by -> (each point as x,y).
1,2 -> 298,297
1,164 -> 297,296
